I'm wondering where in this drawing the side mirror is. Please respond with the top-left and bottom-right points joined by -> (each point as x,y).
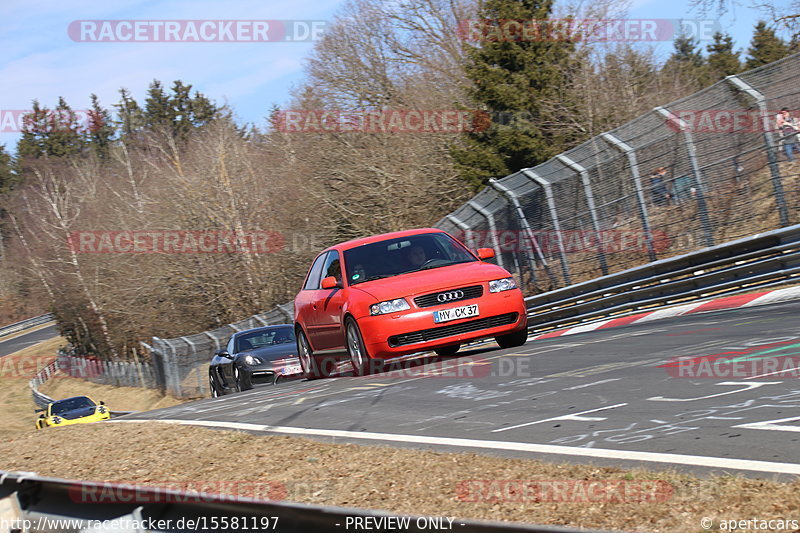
477,248 -> 495,260
321,276 -> 340,289
99,401 -> 105,405
214,349 -> 232,359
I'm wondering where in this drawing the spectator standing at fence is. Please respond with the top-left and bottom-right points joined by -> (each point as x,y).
776,107 -> 800,162
650,167 -> 671,206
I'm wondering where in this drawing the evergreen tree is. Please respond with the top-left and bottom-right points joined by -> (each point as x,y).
663,34 -> 707,84
114,88 -> 145,137
706,32 -> 741,80
44,97 -> 84,157
450,0 -> 579,190
0,145 -> 17,194
746,21 -> 790,69
87,94 -> 115,159
171,80 -> 194,140
144,80 -> 175,130
16,98 -> 83,160
16,100 -> 48,160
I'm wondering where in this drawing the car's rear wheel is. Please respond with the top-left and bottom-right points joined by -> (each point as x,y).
346,317 -> 379,376
297,328 -> 322,379
495,327 -> 529,349
434,344 -> 460,357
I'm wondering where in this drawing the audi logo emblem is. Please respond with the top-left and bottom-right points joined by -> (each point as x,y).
437,290 -> 464,303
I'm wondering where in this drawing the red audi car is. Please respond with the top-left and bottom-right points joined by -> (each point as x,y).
293,228 -> 528,377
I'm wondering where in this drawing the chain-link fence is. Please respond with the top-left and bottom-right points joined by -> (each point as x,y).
144,303 -> 294,397
145,53 -> 800,399
439,53 -> 800,293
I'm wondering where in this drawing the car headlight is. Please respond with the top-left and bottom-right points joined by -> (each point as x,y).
370,298 -> 411,315
243,355 -> 263,365
489,277 -> 517,293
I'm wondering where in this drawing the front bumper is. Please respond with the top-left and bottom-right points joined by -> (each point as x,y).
358,290 -> 527,358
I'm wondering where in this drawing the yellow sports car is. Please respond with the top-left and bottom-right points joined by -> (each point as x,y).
35,396 -> 110,429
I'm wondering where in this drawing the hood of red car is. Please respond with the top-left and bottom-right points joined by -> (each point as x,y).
351,261 -> 511,301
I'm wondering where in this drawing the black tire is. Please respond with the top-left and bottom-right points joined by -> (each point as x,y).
232,366 -> 243,392
434,344 -> 460,357
495,328 -> 529,349
209,373 -> 220,398
297,328 -> 322,379
346,317 -> 378,376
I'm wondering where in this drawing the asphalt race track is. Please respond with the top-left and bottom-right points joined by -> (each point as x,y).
0,324 -> 58,358
120,300 -> 800,477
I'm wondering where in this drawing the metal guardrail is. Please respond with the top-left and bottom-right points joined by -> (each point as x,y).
525,223 -> 800,332
0,313 -> 54,339
28,359 -> 135,417
0,470 -> 610,533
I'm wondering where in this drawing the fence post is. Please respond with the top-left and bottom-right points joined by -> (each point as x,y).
467,200 -> 507,270
654,106 -> 715,247
181,336 -> 203,396
556,154 -> 609,276
489,178 -> 555,286
445,214 -> 477,250
600,132 -> 657,261
521,169 -> 571,285
726,74 -> 790,227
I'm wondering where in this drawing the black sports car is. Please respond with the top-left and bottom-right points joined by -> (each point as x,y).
208,324 -> 302,397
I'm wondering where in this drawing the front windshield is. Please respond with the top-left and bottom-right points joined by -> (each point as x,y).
343,232 -> 477,285
52,397 -> 95,415
235,326 -> 296,352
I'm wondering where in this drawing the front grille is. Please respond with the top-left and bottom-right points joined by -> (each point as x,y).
388,313 -> 519,347
414,285 -> 483,308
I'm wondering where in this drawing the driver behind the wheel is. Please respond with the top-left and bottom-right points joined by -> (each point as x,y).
407,244 -> 426,268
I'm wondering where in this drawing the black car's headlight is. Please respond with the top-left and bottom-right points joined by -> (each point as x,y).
370,299 -> 411,316
489,277 -> 517,293
243,355 -> 263,366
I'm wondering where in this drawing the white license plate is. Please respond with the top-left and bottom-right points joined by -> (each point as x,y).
280,364 -> 303,375
434,304 -> 479,323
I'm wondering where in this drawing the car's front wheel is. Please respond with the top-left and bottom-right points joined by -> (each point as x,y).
346,317 -> 379,376
209,373 -> 220,398
495,327 -> 529,349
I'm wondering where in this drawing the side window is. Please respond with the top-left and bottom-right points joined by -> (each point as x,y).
303,252 -> 328,290
226,336 -> 234,354
322,251 -> 342,283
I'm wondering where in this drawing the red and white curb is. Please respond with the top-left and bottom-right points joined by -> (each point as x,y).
531,285 -> 800,340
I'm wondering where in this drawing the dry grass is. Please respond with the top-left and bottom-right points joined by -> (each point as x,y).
1,423 -> 798,532
2,336 -> 800,531
0,335 -> 186,439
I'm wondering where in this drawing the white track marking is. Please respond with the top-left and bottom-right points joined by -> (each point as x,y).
733,416 -> 800,433
491,403 -> 628,433
112,419 -> 800,475
631,302 -> 706,323
647,381 -> 780,402
742,286 -> 800,307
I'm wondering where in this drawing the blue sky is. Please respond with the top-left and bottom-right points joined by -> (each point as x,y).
0,0 -> 775,152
